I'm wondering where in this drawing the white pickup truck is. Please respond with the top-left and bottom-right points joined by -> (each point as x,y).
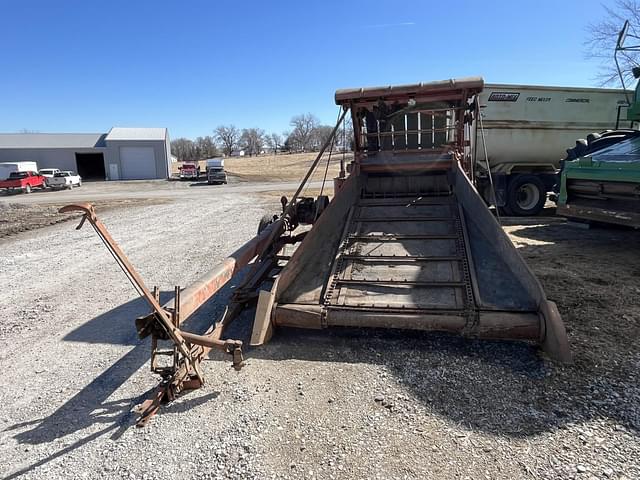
39,168 -> 61,187
49,171 -> 82,190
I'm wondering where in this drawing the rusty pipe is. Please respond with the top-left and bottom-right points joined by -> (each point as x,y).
165,218 -> 284,322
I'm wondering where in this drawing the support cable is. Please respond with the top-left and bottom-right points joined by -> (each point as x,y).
317,106 -> 343,216
478,110 -> 501,225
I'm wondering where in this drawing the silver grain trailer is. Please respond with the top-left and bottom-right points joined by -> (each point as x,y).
475,84 -> 631,215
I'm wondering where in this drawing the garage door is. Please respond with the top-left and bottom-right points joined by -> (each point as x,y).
120,147 -> 156,180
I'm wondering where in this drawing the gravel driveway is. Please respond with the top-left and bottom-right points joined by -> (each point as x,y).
0,193 -> 638,479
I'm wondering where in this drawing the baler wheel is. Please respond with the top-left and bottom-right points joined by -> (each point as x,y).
258,214 -> 276,234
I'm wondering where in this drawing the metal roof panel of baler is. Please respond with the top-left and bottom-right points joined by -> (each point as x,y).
334,77 -> 485,104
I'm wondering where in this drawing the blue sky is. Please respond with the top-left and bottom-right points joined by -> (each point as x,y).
0,0 -> 618,139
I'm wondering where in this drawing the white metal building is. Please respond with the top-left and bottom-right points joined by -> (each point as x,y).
0,127 -> 171,180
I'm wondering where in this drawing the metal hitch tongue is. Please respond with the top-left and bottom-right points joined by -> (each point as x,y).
60,203 -> 256,426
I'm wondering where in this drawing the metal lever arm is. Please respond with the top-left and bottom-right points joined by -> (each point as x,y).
59,203 -> 198,375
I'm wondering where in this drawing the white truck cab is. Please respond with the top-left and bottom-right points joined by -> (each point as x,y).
39,168 -> 61,186
49,170 -> 82,189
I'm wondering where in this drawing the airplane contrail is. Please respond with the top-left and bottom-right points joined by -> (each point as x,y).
362,21 -> 416,29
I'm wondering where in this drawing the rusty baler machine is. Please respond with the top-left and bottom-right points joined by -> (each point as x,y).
62,77 -> 571,426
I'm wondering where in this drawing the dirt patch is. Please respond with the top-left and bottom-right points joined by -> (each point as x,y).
0,198 -> 170,240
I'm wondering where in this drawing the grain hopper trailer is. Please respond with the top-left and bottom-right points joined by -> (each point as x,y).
61,77 -> 571,426
475,84 -> 630,216
556,20 -> 640,227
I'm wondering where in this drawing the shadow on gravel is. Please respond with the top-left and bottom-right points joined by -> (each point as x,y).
4,287 -> 232,478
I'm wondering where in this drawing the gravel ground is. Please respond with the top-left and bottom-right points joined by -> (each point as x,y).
0,194 -> 638,479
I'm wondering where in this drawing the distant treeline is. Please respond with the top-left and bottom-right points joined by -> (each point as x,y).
170,113 -> 353,161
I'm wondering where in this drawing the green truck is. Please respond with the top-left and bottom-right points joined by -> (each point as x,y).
556,20 -> 640,228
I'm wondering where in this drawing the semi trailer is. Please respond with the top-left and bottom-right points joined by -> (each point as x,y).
475,84 -> 630,215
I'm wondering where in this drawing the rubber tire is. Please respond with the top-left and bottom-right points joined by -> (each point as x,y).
257,214 -> 275,235
24,184 -> 31,194
505,175 -> 546,216
314,195 -> 330,219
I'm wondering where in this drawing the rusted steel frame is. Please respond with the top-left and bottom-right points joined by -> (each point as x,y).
322,308 -> 541,340
135,389 -> 165,428
163,242 -> 283,371
185,232 -> 285,350
347,234 -> 459,240
342,255 -> 461,262
335,279 -> 466,287
338,93 -> 474,109
363,126 -> 459,137
196,251 -> 281,344
360,161 -> 454,174
59,203 -> 195,364
363,147 -> 451,155
354,216 -> 454,222
334,77 -> 484,103
135,250 -> 282,426
272,303 -> 540,340
163,220 -> 283,321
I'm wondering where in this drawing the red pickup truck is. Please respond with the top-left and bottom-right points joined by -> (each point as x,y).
0,171 -> 47,194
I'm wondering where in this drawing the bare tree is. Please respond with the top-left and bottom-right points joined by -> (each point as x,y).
172,136 -> 218,160
280,131 -> 291,153
194,135 -> 218,158
214,125 -> 240,156
265,132 -> 283,154
336,117 -> 354,152
289,113 -> 319,152
312,125 -> 334,150
585,0 -> 640,86
240,128 -> 265,157
171,138 -> 196,161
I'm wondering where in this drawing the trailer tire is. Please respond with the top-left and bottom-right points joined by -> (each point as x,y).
258,214 -> 276,235
505,175 -> 546,216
